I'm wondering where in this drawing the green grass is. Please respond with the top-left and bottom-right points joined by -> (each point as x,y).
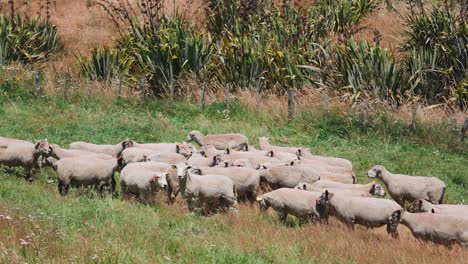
0,79 -> 467,263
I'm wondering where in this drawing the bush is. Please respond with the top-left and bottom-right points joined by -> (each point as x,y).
335,39 -> 406,102
0,15 -> 61,65
76,47 -> 132,82
402,5 -> 467,108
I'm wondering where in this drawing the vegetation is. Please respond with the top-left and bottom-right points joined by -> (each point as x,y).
0,14 -> 61,65
0,77 -> 467,262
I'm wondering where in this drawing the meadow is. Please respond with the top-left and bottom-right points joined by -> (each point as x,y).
0,79 -> 467,263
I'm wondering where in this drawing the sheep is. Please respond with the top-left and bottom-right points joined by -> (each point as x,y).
176,164 -> 237,214
295,182 -> 385,198
187,153 -> 222,167
49,144 -> 113,160
69,139 -> 134,157
388,210 -> 468,247
119,147 -> 186,165
312,180 -> 386,197
192,166 -> 260,202
293,158 -> 354,175
0,139 -> 52,180
0,137 -> 30,145
120,165 -> 168,205
408,199 -> 468,217
186,130 -> 248,150
133,142 -> 195,158
121,162 -> 179,203
55,157 -> 122,195
199,145 -> 226,157
258,137 -> 353,169
257,188 -> 326,223
368,165 -> 446,207
222,152 -> 282,169
316,190 -> 402,236
257,163 -> 320,189
231,158 -> 253,168
285,162 -> 355,184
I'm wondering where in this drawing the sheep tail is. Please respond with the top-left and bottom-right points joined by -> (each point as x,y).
439,187 -> 446,204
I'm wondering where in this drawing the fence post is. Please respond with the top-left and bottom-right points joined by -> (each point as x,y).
324,94 -> 329,115
200,82 -> 206,112
461,117 -> 468,142
410,106 -> 417,129
288,88 -> 295,120
35,70 -> 43,97
63,76 -> 68,100
255,81 -> 261,116
225,83 -> 230,112
118,75 -> 123,98
140,76 -> 146,99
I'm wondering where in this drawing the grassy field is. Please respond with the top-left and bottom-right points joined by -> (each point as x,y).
0,82 -> 467,263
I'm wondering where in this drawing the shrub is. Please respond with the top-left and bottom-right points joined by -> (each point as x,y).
335,39 -> 406,102
0,14 -> 61,65
76,47 -> 132,82
402,4 -> 467,108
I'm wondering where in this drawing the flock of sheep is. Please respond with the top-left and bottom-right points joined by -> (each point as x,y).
0,131 -> 467,248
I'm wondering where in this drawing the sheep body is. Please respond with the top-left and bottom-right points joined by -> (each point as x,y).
408,199 -> 468,217
55,157 -> 120,195
69,140 -> 133,157
368,165 -> 446,206
295,182 -> 385,197
257,164 -> 320,189
120,165 -> 168,204
187,130 -> 248,150
258,188 -> 325,223
120,147 -> 186,165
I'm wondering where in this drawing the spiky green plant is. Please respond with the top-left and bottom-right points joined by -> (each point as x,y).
335,39 -> 406,102
76,47 -> 132,82
0,14 -> 61,65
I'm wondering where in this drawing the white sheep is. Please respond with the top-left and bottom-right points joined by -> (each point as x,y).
55,157 -> 121,195
388,210 -> 468,247
187,153 -> 222,167
186,130 -> 248,150
312,180 -> 386,197
0,139 -> 51,180
316,190 -> 402,236
0,136 -> 30,145
368,165 -> 446,206
49,144 -> 113,160
408,199 -> 468,217
257,188 -> 326,223
193,166 -> 260,202
295,182 -> 385,198
133,142 -> 195,158
120,165 -> 168,205
69,140 -> 134,157
119,147 -> 186,165
257,163 -> 320,189
176,164 -> 237,214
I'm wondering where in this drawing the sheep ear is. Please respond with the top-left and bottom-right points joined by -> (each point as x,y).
296,149 -> 302,156
267,151 -> 273,157
431,209 -> 435,214
176,145 -> 180,153
324,190 -> 329,199
224,162 -> 229,168
171,165 -> 177,169
35,142 -> 41,149
303,184 -> 307,190
418,200 -> 423,209
290,161 -> 294,166
225,148 -> 230,154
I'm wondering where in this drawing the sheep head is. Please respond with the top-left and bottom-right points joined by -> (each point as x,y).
367,165 -> 385,178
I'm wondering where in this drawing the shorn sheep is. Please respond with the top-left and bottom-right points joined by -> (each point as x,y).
368,165 -> 446,206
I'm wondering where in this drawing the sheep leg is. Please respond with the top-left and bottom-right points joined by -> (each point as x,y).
279,211 -> 288,223
110,175 -> 116,194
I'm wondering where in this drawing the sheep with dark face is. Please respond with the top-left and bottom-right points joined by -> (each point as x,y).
187,153 -> 222,167
317,190 -> 402,236
388,210 -> 468,247
311,180 -> 386,197
186,130 -> 248,150
408,199 -> 468,217
0,139 -> 52,180
256,163 -> 320,189
368,165 -> 446,207
69,140 -> 134,157
176,164 -> 237,214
